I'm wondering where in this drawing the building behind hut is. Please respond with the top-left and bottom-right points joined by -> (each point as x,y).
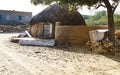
0,10 -> 32,25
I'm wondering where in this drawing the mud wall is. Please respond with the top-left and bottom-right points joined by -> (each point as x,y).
55,26 -> 108,45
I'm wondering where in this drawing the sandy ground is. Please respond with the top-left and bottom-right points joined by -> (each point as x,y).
0,33 -> 120,75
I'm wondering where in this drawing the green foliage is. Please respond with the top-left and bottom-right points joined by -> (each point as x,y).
86,10 -> 107,26
85,11 -> 120,29
94,10 -> 106,20
31,0 -> 102,6
19,25 -> 29,29
114,14 -> 120,29
31,0 -> 119,9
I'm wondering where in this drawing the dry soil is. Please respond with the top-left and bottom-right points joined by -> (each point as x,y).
0,33 -> 120,75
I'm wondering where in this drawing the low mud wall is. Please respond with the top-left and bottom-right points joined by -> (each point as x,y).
55,26 -> 108,45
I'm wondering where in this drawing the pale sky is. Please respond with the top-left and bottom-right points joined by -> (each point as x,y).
0,0 -> 120,16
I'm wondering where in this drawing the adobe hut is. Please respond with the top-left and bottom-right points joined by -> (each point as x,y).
29,3 -> 86,39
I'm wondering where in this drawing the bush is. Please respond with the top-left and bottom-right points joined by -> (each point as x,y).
19,25 -> 29,29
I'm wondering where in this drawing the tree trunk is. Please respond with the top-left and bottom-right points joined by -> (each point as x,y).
107,8 -> 115,45
103,0 -> 116,45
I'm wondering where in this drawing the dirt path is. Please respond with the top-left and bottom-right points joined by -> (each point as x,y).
0,33 -> 120,75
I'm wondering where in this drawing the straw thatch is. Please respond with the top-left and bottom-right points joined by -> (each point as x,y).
29,3 -> 86,25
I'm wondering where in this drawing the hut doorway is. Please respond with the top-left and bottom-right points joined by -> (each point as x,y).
42,23 -> 53,38
30,22 -> 53,39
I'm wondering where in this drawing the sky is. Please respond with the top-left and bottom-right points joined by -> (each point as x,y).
0,0 -> 120,16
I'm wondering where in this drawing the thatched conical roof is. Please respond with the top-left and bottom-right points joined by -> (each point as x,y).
29,4 -> 86,25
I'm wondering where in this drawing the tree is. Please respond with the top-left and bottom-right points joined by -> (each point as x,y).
31,0 -> 120,45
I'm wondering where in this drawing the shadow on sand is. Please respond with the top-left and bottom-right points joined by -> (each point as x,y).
49,45 -> 120,63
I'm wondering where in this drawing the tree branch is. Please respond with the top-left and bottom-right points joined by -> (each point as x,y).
113,2 -> 119,12
95,4 -> 106,9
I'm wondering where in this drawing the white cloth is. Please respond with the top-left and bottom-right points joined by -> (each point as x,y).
91,29 -> 108,41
